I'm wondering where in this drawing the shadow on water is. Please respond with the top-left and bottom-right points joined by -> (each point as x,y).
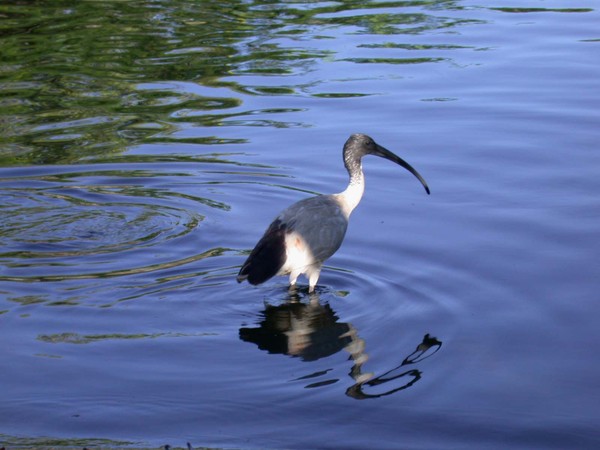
239,288 -> 442,400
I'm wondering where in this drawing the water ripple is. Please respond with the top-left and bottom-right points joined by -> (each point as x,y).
0,164 -> 238,293
1,191 -> 199,280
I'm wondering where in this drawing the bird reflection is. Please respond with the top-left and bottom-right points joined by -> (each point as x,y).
347,333 -> 442,400
239,289 -> 442,399
239,289 -> 353,362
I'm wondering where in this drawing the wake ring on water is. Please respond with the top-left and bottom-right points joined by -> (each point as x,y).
0,186 -> 209,281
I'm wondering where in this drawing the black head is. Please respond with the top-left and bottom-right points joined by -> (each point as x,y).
343,133 -> 430,195
343,133 -> 379,160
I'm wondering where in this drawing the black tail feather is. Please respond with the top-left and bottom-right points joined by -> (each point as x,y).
238,219 -> 287,285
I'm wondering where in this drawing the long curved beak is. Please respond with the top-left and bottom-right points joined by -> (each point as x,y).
374,144 -> 430,195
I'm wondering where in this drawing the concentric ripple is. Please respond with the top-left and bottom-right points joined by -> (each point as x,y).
0,168 -> 215,283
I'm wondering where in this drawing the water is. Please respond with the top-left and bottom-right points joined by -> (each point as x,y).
1,1 -> 599,448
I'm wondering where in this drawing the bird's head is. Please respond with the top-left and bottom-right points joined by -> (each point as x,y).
343,133 -> 430,195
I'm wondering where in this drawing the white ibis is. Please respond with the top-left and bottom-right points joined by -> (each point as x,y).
237,133 -> 430,292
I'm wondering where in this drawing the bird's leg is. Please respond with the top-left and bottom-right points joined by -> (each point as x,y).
307,266 -> 321,293
288,271 -> 299,288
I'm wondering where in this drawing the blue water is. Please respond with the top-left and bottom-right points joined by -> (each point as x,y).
1,1 -> 599,448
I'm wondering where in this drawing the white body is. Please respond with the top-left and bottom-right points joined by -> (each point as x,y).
237,133 -> 429,292
275,173 -> 365,291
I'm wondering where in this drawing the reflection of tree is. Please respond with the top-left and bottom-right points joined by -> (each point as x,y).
239,289 -> 442,399
0,0 -> 468,165
0,0 -> 322,165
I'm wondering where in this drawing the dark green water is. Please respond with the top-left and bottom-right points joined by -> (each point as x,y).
1,1 -> 600,449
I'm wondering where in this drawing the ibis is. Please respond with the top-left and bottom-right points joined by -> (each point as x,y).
237,133 -> 430,292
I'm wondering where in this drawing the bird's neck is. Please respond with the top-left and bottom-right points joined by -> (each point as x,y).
337,165 -> 365,218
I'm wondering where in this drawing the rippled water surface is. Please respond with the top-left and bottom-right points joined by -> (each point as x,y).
1,1 -> 599,448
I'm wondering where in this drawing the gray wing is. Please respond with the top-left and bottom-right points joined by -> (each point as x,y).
279,195 -> 348,263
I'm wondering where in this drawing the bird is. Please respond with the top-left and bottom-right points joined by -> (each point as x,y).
237,133 -> 430,292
